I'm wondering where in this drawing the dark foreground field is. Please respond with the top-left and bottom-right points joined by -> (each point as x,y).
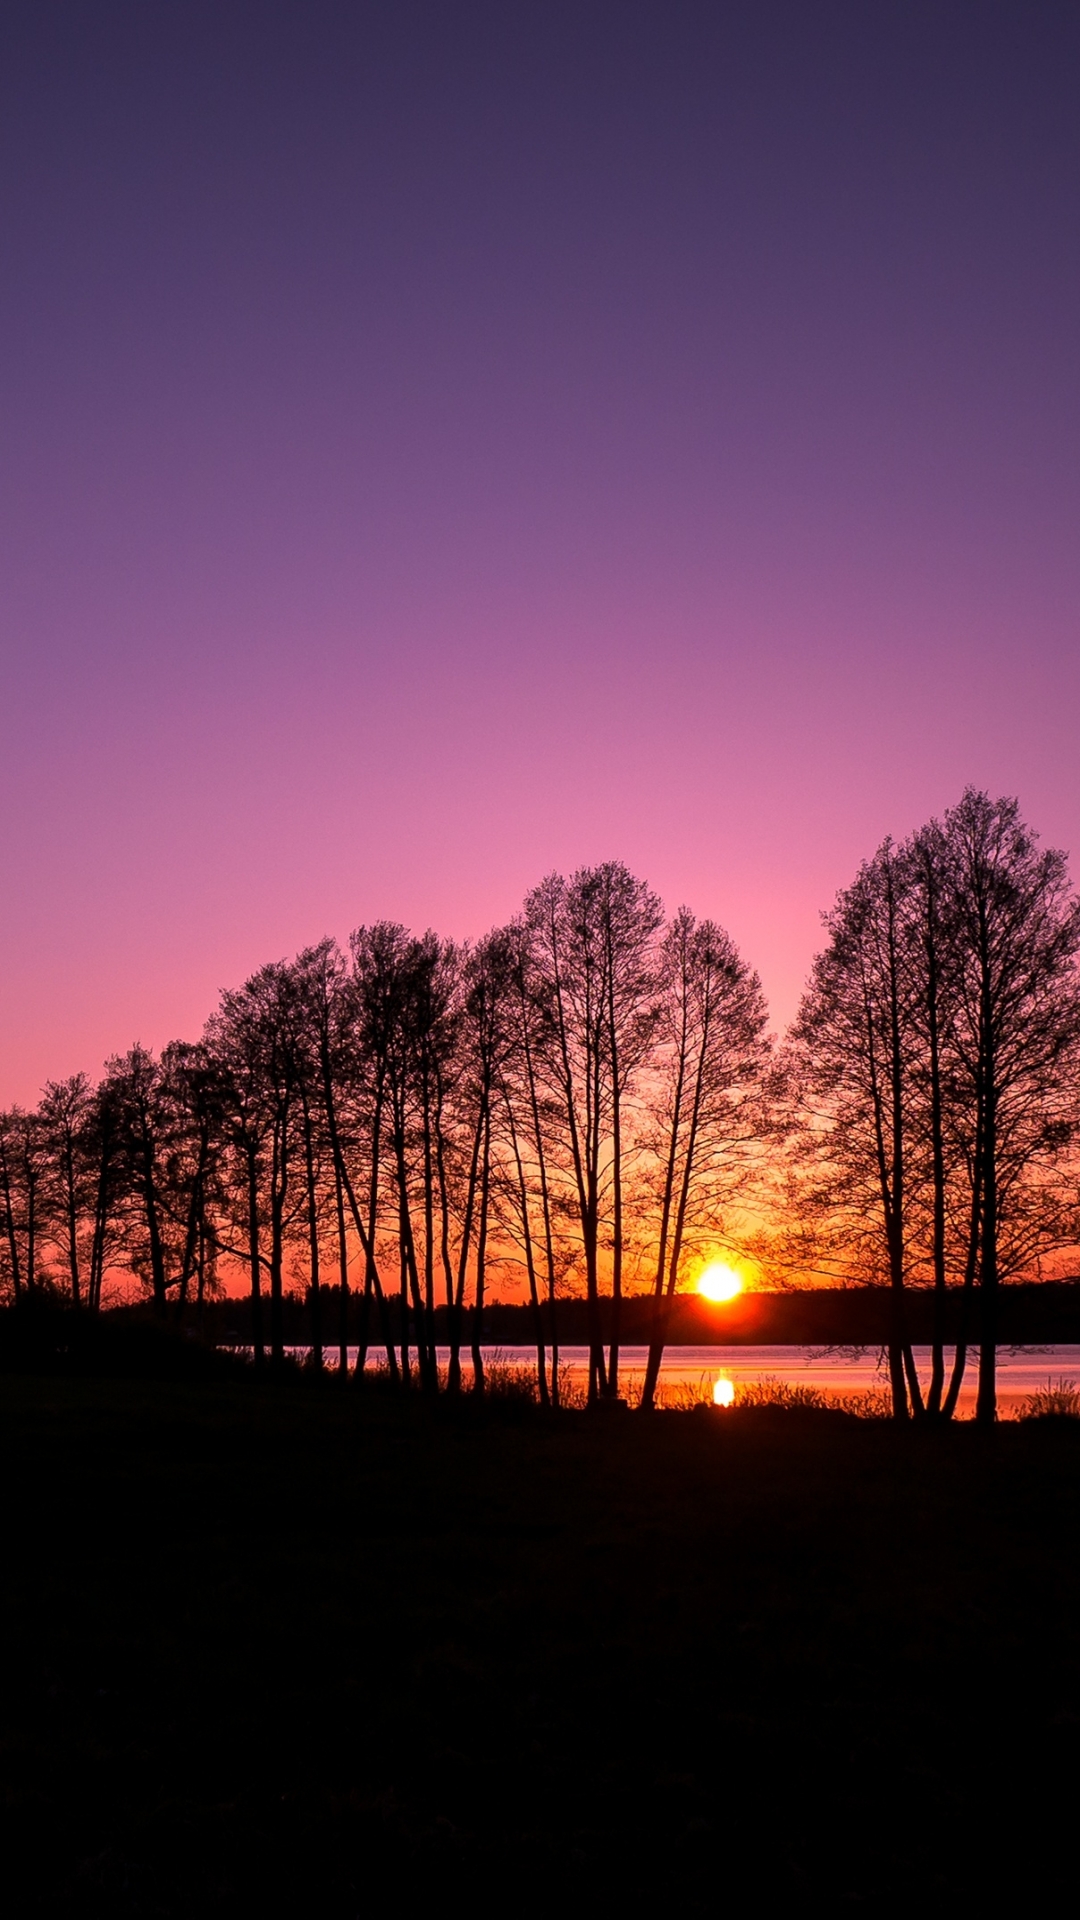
2,1377 -> 1079,1914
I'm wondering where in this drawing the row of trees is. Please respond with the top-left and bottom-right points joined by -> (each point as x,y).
784,789 -> 1080,1421
4,791 -> 1080,1421
0,867 -> 770,1407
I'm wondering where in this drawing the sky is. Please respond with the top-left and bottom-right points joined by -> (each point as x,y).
2,0 -> 1078,1104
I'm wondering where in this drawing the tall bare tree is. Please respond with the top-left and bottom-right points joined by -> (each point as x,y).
526,864 -> 662,1404
38,1075 -> 95,1306
639,911 -> 770,1409
206,966 -> 306,1370
941,791 -> 1080,1423
0,1108 -> 46,1300
783,793 -> 1080,1422
786,844 -> 925,1418
104,1047 -> 174,1316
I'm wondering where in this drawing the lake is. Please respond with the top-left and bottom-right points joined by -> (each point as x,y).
280,1342 -> 1080,1414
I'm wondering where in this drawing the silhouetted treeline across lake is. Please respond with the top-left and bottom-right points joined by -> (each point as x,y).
173,1278 -> 1080,1348
4,788 -> 1080,1422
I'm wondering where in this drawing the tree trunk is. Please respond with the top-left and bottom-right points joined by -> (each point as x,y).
88,1131 -> 113,1314
451,1108 -> 484,1394
320,1063 -> 396,1382
504,1090 -> 549,1406
520,1000 -> 559,1405
925,900 -> 948,1417
941,1110 -> 983,1420
64,1140 -> 81,1307
269,1121 -> 288,1372
470,1104 -> 491,1395
333,1157 -> 350,1378
0,1133 -> 23,1302
301,1095 -> 322,1373
641,1002 -> 693,1411
607,970 -> 624,1399
141,1151 -> 168,1317
247,1150 -> 265,1370
976,1057 -> 998,1425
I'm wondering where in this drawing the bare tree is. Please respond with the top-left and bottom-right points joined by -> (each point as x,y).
453,931 -> 514,1395
786,844 -> 925,1418
157,1042 -> 225,1323
205,1000 -> 274,1368
291,940 -> 357,1378
38,1075 -> 96,1307
940,791 -> 1080,1423
345,925 -> 416,1382
405,933 -> 463,1393
783,793 -> 1080,1422
526,864 -> 662,1405
206,967 -> 306,1370
0,1107 -> 47,1300
82,1080 -> 122,1313
502,918 -> 563,1403
639,911 -> 771,1410
104,1047 -> 174,1315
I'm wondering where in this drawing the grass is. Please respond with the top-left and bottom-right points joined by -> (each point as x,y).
1,1373 -> 1079,1913
1018,1376 -> 1080,1419
480,1357 -> 895,1413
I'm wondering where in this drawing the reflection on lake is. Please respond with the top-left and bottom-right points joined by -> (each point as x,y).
277,1343 -> 1080,1415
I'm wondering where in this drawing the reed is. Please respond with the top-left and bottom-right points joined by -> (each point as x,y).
1017,1377 -> 1080,1420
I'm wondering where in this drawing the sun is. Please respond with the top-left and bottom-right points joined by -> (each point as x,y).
696,1261 -> 744,1304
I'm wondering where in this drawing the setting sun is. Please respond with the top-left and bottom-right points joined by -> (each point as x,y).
696,1262 -> 744,1304
713,1377 -> 736,1407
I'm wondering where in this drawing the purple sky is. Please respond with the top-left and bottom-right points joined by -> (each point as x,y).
2,1 -> 1078,1103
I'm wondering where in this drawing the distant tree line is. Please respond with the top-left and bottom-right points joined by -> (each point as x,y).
3,791 -> 1079,1422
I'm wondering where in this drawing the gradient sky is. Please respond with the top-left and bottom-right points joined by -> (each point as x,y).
2,0 -> 1078,1103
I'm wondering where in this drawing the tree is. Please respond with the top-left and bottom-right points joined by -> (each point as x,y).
291,939 -> 357,1378
344,925 -> 425,1383
105,1047 -> 173,1315
0,1107 -> 46,1300
495,919 -> 560,1405
941,790 -> 1080,1423
38,1074 -> 96,1306
205,999 -> 274,1367
525,864 -> 662,1404
206,966 -> 306,1370
639,911 -> 771,1410
904,820 -> 956,1417
786,843 -> 925,1419
783,792 -> 1080,1422
83,1077 -> 123,1312
455,930 -> 513,1395
158,1042 -> 224,1321
401,932 -> 463,1394
347,924 -> 425,1387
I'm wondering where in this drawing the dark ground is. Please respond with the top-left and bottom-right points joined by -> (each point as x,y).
2,1374 -> 1078,1914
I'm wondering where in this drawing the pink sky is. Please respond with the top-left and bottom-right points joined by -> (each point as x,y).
2,2 -> 1078,1103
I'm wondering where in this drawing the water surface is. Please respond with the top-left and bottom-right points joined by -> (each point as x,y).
280,1342 -> 1080,1414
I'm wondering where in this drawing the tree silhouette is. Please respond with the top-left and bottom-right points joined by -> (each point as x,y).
640,911 -> 770,1410
3,803 -> 1078,1420
783,790 -> 1080,1421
